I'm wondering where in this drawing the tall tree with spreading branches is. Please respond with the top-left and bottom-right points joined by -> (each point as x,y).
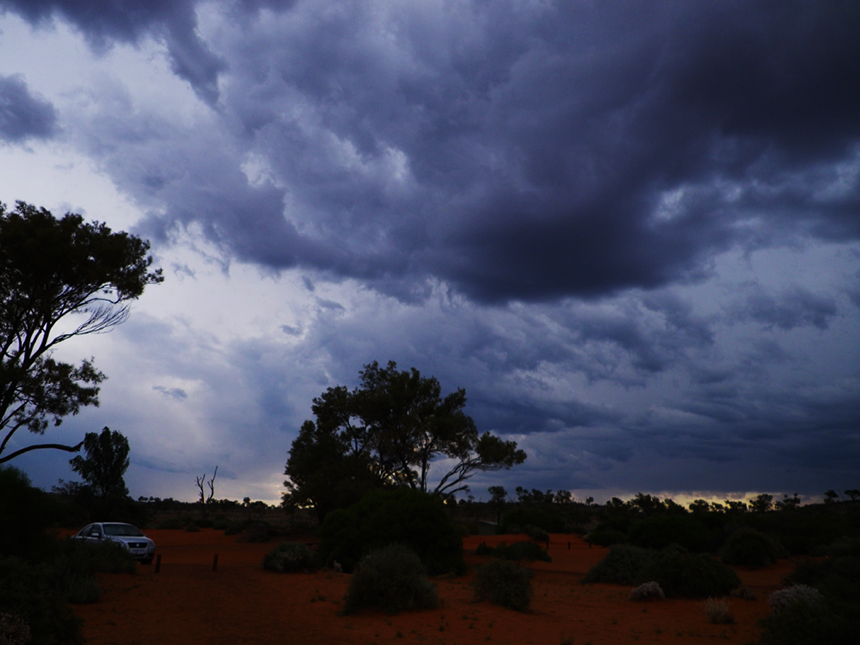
0,201 -> 162,464
69,426 -> 131,499
284,360 -> 526,520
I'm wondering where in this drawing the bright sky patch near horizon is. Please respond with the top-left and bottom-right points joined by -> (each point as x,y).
1,0 -> 858,506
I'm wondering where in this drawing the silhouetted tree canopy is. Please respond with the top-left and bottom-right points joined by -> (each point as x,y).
0,201 -> 162,464
283,360 -> 526,520
69,427 -> 130,499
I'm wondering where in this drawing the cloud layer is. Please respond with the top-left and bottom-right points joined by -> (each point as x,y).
0,0 -> 858,503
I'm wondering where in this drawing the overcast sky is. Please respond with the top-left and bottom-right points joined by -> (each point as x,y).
1,0 -> 858,506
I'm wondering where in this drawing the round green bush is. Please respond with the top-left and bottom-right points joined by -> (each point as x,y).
720,528 -> 781,567
342,544 -> 439,614
263,542 -> 317,572
642,546 -> 741,598
318,488 -> 465,575
583,545 -> 655,585
472,558 -> 533,612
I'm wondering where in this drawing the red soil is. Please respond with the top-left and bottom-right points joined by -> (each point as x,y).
73,530 -> 791,644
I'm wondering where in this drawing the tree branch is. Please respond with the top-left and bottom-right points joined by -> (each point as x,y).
0,440 -> 84,464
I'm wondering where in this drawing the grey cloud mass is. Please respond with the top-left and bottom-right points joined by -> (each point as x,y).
0,74 -> 56,142
0,0 -> 858,503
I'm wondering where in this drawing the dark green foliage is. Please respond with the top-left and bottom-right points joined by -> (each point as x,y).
342,544 -> 439,614
472,558 -> 533,612
585,528 -> 627,547
720,528 -> 781,567
730,507 -> 856,555
494,541 -> 552,563
525,525 -> 549,542
642,546 -> 741,598
318,488 -> 465,575
68,427 -> 130,500
475,542 -> 495,556
284,361 -> 525,520
156,517 -> 187,530
0,466 -> 59,561
0,201 -> 161,465
263,542 -> 317,572
628,515 -> 714,552
0,557 -> 83,645
223,519 -> 252,535
759,596 -> 853,645
760,557 -> 860,645
500,508 -> 565,534
583,545 -> 655,585
212,518 -> 230,531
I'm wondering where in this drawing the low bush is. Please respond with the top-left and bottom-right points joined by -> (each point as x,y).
629,581 -> 664,601
494,541 -> 552,563
720,528 -> 781,567
0,612 -> 31,645
475,542 -> 495,556
628,515 -> 714,553
583,545 -> 655,585
526,525 -> 549,543
585,528 -> 627,547
642,546 -> 741,599
156,517 -> 187,530
0,557 -> 83,644
342,544 -> 438,615
472,558 -> 533,612
263,542 -> 317,573
319,488 -> 465,575
212,518 -> 231,531
768,584 -> 824,612
703,598 -> 734,624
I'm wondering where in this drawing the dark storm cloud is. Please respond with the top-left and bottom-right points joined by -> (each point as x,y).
729,284 -> 839,330
0,0 -> 224,102
129,0 -> 858,305
0,74 -> 56,142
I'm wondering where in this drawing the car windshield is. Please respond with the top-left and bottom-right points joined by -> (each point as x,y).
103,524 -> 144,537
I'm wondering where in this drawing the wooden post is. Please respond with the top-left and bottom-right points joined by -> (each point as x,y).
155,554 -> 162,573
212,553 -> 219,572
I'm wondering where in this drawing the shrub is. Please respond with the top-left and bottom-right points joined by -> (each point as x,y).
319,488 -> 465,575
628,515 -> 714,553
494,541 -> 552,563
758,557 -> 860,645
185,522 -> 200,532
730,585 -> 757,601
475,542 -> 495,556
768,585 -> 824,612
472,558 -> 533,612
642,546 -> 741,599
629,581 -> 664,601
263,542 -> 317,573
0,466 -> 60,562
526,525 -> 549,543
212,518 -> 231,531
583,545 -> 655,585
342,544 -> 438,614
224,519 -> 251,535
0,557 -> 83,645
703,598 -> 734,624
720,528 -> 781,567
585,528 -> 627,547
0,612 -> 31,645
156,517 -> 186,530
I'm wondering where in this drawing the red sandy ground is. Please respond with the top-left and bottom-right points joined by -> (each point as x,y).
72,530 -> 793,644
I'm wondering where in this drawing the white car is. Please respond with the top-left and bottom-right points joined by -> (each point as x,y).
73,522 -> 156,564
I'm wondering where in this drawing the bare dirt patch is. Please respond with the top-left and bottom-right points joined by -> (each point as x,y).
73,530 -> 792,644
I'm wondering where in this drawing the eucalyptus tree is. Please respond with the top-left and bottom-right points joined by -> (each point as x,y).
0,201 -> 162,464
284,361 -> 526,520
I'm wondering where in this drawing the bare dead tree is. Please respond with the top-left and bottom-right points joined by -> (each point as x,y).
195,466 -> 218,516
